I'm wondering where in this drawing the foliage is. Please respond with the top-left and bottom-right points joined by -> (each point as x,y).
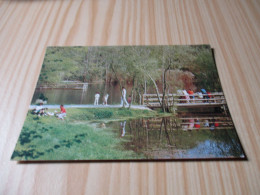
68,108 -> 157,122
37,45 -> 223,111
11,108 -> 157,160
93,110 -> 113,119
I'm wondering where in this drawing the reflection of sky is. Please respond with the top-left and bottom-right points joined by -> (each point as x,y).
174,140 -> 245,158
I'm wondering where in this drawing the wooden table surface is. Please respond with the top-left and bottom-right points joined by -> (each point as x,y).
1,0 -> 260,194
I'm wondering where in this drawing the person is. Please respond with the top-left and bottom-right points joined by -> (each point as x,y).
127,95 -> 132,104
201,89 -> 209,102
56,105 -> 66,120
177,90 -> 184,103
46,109 -> 55,116
94,92 -> 100,105
187,89 -> 195,103
121,87 -> 129,106
207,91 -> 213,102
102,93 -> 109,105
183,90 -> 190,103
33,103 -> 44,115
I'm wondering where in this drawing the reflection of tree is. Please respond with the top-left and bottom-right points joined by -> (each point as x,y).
121,116 -> 244,158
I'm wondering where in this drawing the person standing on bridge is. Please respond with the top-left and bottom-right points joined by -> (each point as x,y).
187,89 -> 195,103
183,90 -> 190,103
121,87 -> 129,107
201,89 -> 209,102
94,92 -> 100,105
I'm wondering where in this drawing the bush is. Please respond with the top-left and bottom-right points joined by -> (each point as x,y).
94,110 -> 113,119
117,109 -> 133,117
71,113 -> 94,121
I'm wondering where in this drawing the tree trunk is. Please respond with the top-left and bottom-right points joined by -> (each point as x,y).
111,64 -> 124,107
129,77 -> 135,109
147,73 -> 162,107
144,80 -> 147,94
161,67 -> 170,112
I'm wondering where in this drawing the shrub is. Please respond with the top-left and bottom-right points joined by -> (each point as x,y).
94,110 -> 113,119
117,109 -> 133,117
71,113 -> 94,121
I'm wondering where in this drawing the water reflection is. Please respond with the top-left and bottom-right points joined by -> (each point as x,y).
107,113 -> 245,159
120,121 -> 126,137
32,83 -> 135,105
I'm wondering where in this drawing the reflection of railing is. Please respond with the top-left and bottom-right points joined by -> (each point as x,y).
143,92 -> 227,108
142,116 -> 234,131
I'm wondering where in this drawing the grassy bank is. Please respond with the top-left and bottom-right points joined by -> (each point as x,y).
66,107 -> 161,122
12,108 -> 162,160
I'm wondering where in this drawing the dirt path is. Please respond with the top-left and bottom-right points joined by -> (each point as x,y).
29,104 -> 151,110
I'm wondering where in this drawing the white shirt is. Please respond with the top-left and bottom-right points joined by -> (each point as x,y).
122,89 -> 126,97
35,105 -> 43,111
95,93 -> 100,99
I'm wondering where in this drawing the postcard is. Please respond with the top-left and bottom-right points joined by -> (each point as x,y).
11,45 -> 246,161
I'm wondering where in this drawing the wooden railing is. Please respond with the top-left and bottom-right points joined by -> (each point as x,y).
143,92 -> 227,108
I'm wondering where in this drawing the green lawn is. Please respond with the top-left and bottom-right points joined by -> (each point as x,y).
11,108 -> 159,161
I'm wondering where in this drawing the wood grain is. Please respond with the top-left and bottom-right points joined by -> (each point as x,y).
1,0 -> 260,194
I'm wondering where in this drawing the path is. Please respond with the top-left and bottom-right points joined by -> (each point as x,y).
29,104 -> 151,110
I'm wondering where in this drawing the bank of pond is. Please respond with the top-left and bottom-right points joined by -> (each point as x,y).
11,108 -> 245,161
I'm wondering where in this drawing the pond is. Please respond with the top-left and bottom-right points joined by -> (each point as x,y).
105,114 -> 245,159
32,83 -> 124,105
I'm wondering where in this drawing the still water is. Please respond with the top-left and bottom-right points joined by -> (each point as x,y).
32,83 -> 129,105
105,116 -> 245,159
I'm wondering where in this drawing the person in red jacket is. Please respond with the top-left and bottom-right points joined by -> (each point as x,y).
187,89 -> 195,103
57,105 -> 66,120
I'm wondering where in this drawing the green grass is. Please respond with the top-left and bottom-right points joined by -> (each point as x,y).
66,107 -> 161,122
11,108 -> 159,160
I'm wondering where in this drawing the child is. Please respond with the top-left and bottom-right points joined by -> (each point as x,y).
56,105 -> 66,120
127,95 -> 132,104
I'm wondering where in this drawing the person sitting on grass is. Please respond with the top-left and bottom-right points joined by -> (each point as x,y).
32,103 -> 44,116
56,105 -> 66,120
